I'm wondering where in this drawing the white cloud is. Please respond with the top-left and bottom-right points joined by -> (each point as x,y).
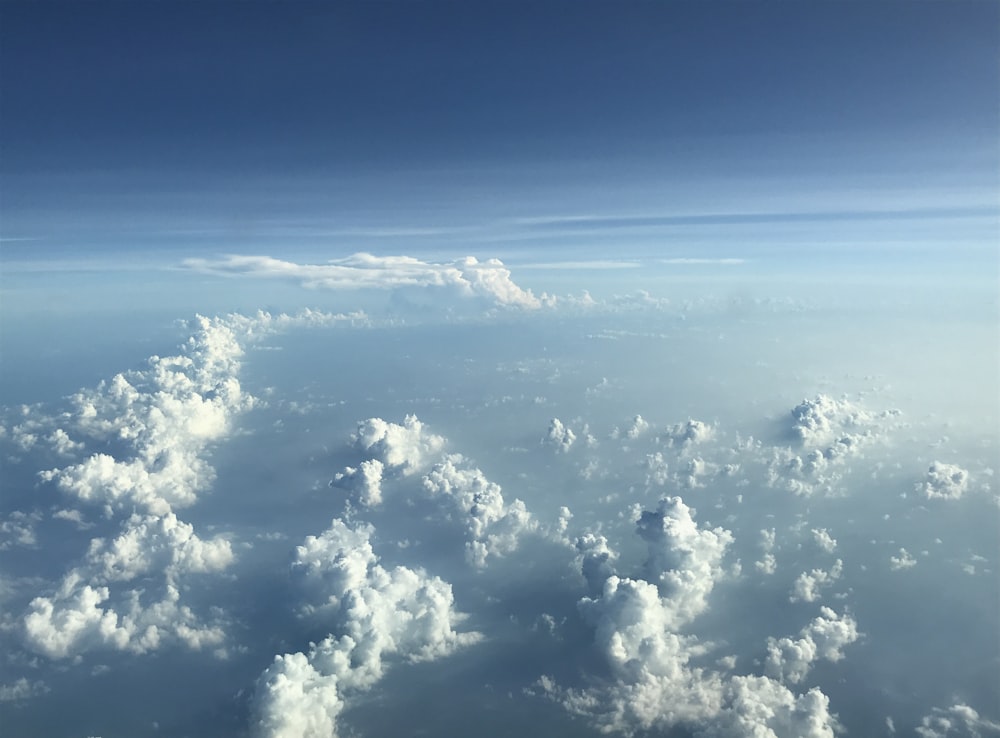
712,676 -> 841,738
765,607 -> 860,684
24,574 -> 226,659
421,454 -> 537,568
351,415 -> 445,476
253,518 -> 480,737
811,528 -> 837,554
755,528 -> 778,575
889,548 -> 917,571
662,418 -> 716,447
21,311 -> 352,661
544,418 -> 577,453
919,462 -> 970,500
331,459 -> 385,506
182,253 -> 547,309
636,496 -> 734,626
0,677 -> 50,702
790,560 -> 843,604
575,532 -> 619,592
625,414 -> 650,440
0,511 -> 41,550
916,703 -> 1000,737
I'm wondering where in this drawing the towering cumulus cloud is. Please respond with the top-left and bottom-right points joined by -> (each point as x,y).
251,518 -> 480,738
544,495 -> 846,737
182,253 -> 547,309
24,311 -> 359,660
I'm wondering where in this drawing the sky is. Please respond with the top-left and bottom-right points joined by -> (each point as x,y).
0,3 -> 999,738
1,1 -> 997,268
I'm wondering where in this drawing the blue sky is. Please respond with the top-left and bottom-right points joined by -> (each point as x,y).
1,0 -> 997,271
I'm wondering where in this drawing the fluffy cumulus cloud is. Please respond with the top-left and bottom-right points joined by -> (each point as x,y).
544,417 -> 577,453
919,462 -> 971,500
767,395 -> 901,496
331,459 -> 385,506
765,607 -> 860,684
543,496 -> 844,737
252,518 -> 480,738
183,253 -> 547,309
22,311 -> 356,661
790,560 -> 843,604
915,704 -> 1000,738
37,313 -> 269,515
662,418 -> 716,447
636,496 -> 734,626
350,415 -> 445,477
421,454 -> 537,568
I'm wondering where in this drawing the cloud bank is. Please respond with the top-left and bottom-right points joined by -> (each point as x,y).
182,253 -> 547,309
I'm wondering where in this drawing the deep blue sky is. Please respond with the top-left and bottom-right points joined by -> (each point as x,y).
1,1 -> 997,264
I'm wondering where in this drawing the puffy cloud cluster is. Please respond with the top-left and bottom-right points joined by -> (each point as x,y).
767,395 -> 901,496
544,417 -> 576,453
575,532 -> 619,593
39,314 -> 255,515
24,573 -> 227,659
543,497 -> 839,737
811,528 -> 837,554
22,311 -> 355,662
889,548 -> 917,571
183,253 -> 547,309
755,528 -> 778,575
422,454 -> 537,568
919,462 -> 970,500
330,459 -> 384,506
662,418 -> 715,447
24,513 -> 233,659
789,395 -> 882,447
252,518 -> 480,738
765,607 -> 860,684
560,575 -> 725,732
351,415 -> 445,477
712,676 -> 841,738
636,496 -> 734,626
334,415 -> 537,568
790,560 -> 843,604
0,677 -> 50,702
916,703 -> 1000,737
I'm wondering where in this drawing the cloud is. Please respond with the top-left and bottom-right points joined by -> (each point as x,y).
765,607 -> 860,684
811,528 -> 837,554
889,548 -> 917,571
182,253 -> 547,309
350,415 -> 445,476
0,677 -> 50,702
919,462 -> 970,500
38,314 -> 258,515
0,511 -> 41,550
755,528 -> 778,575
330,459 -> 384,506
767,395 -> 901,496
24,573 -> 226,659
662,418 -> 716,447
421,454 -> 537,568
252,517 -> 480,738
790,560 -> 843,604
22,311 -> 354,661
636,496 -> 734,626
544,418 -> 576,453
575,533 -> 619,593
916,703 -> 1000,737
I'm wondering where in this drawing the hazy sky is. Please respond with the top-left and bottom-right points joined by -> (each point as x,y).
2,1 -> 997,267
